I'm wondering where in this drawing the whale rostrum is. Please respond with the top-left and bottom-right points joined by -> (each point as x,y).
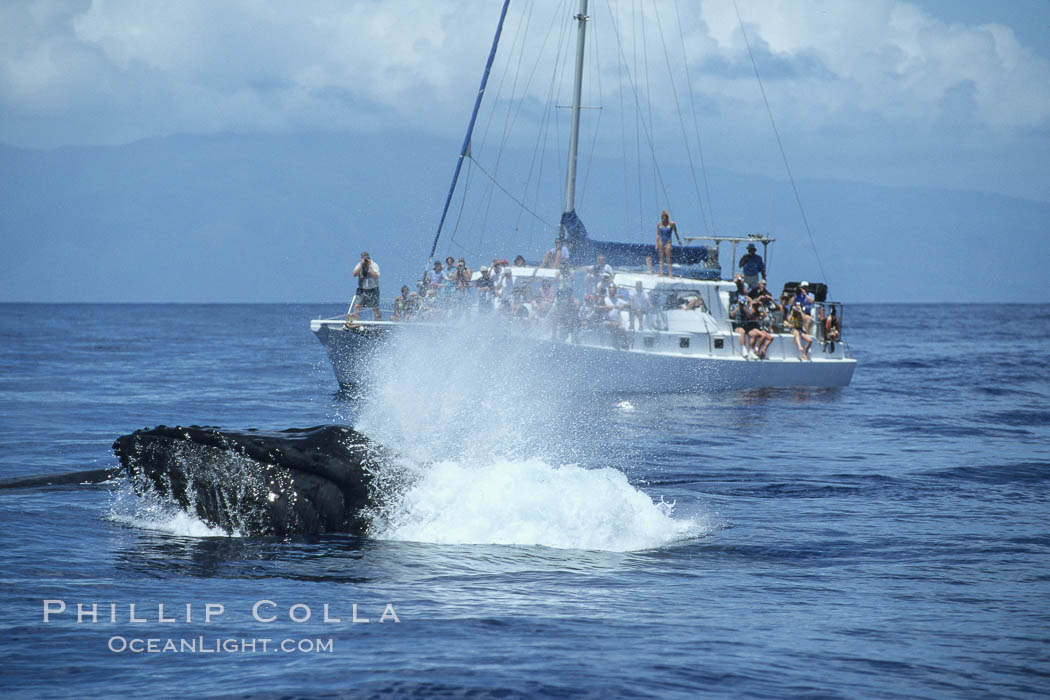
112,425 -> 387,536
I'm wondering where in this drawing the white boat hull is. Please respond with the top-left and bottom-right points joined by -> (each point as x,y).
311,318 -> 856,392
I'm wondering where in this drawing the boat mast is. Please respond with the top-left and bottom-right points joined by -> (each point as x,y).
428,0 -> 512,260
561,0 -> 589,228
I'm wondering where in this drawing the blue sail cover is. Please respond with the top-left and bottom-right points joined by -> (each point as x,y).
561,209 -> 714,274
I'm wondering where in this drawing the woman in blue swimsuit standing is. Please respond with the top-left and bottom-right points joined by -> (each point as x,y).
656,210 -> 682,277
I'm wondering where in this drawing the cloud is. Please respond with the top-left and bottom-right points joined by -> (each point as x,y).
694,0 -> 1050,132
0,0 -> 1047,199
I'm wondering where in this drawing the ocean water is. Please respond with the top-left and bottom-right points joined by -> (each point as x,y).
1,302 -> 1048,697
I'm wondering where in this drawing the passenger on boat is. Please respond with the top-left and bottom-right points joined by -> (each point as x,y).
497,267 -> 515,311
602,284 -> 629,349
553,261 -> 579,342
426,261 -> 447,307
753,305 -> 775,359
748,279 -> 774,305
426,261 -> 443,298
513,254 -> 527,268
630,280 -> 651,330
823,306 -> 841,352
656,211 -> 682,277
540,237 -> 570,269
428,260 -> 444,288
788,304 -> 813,361
490,259 -> 505,287
475,266 -> 495,312
350,251 -> 381,321
407,292 -> 424,318
731,276 -> 750,357
733,275 -> 750,307
453,258 -> 473,306
584,254 -> 613,297
679,296 -> 707,312
555,260 -> 574,299
771,292 -> 792,333
534,279 -> 556,317
392,285 -> 414,321
733,299 -> 759,359
656,210 -> 682,277
794,281 -> 815,315
443,256 -> 458,286
739,243 -> 766,291
510,285 -> 530,321
584,266 -> 599,297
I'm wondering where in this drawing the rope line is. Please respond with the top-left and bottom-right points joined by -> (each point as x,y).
673,0 -> 716,233
470,156 -> 559,231
653,0 -> 709,234
733,0 -> 828,284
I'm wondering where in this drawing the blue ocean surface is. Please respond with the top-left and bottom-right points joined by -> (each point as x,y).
1,303 -> 1048,697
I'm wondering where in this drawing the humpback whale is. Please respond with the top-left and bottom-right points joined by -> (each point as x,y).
112,425 -> 386,536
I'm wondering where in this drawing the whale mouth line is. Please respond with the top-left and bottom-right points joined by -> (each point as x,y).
112,424 -> 383,537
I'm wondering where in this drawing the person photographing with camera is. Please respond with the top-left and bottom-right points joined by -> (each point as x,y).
349,251 -> 382,322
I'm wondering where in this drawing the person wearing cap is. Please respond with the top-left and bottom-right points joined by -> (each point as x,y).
794,281 -> 814,315
739,242 -> 766,291
732,274 -> 750,306
584,253 -> 612,297
349,251 -> 381,321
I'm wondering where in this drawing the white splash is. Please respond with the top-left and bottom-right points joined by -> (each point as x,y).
370,456 -> 708,551
353,318 -> 711,551
106,480 -> 235,538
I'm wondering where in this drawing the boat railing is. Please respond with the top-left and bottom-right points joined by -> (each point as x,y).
683,234 -> 775,281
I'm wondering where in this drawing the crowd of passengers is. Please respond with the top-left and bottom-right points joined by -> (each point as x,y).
729,274 -> 841,362
390,251 -> 641,348
387,246 -> 840,358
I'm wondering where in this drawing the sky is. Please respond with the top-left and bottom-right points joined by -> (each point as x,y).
2,0 -> 1048,201
1,0 -> 1049,304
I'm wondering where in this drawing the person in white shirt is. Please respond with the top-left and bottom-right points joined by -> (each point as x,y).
602,284 -> 629,349
629,280 -> 650,331
350,251 -> 381,321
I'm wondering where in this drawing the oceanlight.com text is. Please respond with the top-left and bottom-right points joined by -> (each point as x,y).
107,636 -> 334,654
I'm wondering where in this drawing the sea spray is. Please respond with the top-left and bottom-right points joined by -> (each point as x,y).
355,314 -> 709,551
355,314 -> 625,464
367,456 -> 708,551
107,479 -> 233,538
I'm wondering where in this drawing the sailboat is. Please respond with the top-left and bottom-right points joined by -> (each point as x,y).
310,0 -> 856,392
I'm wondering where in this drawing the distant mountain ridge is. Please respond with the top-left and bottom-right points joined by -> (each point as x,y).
2,132 -> 1047,303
